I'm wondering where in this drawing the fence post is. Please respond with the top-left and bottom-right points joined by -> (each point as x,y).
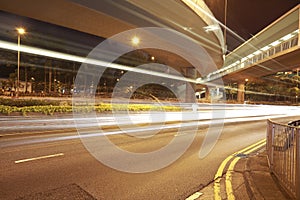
269,123 -> 275,170
296,128 -> 300,200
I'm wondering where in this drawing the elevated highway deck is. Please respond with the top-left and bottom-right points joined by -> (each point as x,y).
199,4 -> 300,84
0,0 -> 225,70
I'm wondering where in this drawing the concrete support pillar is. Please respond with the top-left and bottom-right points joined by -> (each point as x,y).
184,67 -> 196,103
185,84 -> 195,103
237,83 -> 245,103
205,86 -> 210,101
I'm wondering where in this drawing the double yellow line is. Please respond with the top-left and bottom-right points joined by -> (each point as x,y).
214,139 -> 266,200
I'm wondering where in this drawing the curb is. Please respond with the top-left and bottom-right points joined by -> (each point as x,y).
237,150 -> 290,200
244,170 -> 264,200
243,152 -> 265,200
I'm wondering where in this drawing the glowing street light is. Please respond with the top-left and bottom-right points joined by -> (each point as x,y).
131,36 -> 140,46
17,27 -> 25,35
16,27 -> 26,98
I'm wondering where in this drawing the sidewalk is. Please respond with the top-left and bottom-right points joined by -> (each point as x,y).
197,149 -> 291,200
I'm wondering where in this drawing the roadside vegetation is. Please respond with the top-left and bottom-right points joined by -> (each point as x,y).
0,98 -> 180,116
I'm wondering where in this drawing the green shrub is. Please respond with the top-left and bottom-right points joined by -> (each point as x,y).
0,103 -> 181,116
0,98 -> 60,107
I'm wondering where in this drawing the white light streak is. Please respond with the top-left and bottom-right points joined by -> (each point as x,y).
0,40 -> 197,84
253,50 -> 261,55
270,40 -> 281,47
203,25 -> 220,32
281,33 -> 293,41
246,54 -> 255,59
3,104 -> 300,148
260,46 -> 271,51
15,153 -> 64,164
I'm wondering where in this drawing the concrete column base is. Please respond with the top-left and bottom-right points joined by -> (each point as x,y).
237,83 -> 245,103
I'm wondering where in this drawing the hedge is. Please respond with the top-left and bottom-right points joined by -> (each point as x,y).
0,103 -> 181,116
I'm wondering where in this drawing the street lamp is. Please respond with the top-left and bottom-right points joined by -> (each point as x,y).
224,0 -> 227,49
245,78 -> 249,102
16,27 -> 26,98
131,36 -> 140,46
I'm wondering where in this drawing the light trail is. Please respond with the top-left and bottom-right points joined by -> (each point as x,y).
1,104 -> 299,133
0,114 -> 295,148
1,104 -> 300,148
183,0 -> 248,47
14,153 -> 64,164
0,59 -> 75,74
0,40 -> 197,84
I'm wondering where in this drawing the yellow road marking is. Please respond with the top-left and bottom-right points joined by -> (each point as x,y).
225,141 -> 266,200
185,192 -> 203,200
214,139 -> 266,200
14,153 -> 64,164
225,157 -> 239,200
214,155 -> 233,200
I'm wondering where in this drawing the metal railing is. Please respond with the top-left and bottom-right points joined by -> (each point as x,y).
289,120 -> 300,127
267,119 -> 300,200
199,30 -> 299,83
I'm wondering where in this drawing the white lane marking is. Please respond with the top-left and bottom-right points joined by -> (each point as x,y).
174,132 -> 188,137
186,192 -> 203,200
14,153 -> 64,164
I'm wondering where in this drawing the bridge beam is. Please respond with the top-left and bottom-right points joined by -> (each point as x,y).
205,86 -> 210,101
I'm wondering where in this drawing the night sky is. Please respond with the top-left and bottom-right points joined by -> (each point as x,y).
205,0 -> 300,50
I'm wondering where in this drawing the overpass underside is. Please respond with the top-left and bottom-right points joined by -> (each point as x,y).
200,4 -> 300,103
0,0 -> 228,103
224,46 -> 300,102
0,0 -> 224,69
223,45 -> 300,83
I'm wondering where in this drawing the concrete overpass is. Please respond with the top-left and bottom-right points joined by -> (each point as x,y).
4,1 -> 298,103
0,0 -> 225,71
198,4 -> 300,102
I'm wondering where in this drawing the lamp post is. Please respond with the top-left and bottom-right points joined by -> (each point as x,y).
245,78 -> 249,102
223,0 -> 228,55
131,36 -> 140,46
16,27 -> 25,98
224,0 -> 227,45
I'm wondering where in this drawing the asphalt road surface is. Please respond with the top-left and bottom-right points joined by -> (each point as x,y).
0,105 -> 299,200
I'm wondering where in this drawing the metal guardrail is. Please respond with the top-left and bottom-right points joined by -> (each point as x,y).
199,31 -> 299,83
267,119 -> 300,200
288,120 -> 300,127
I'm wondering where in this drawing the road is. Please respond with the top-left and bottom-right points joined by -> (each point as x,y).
0,104 -> 299,199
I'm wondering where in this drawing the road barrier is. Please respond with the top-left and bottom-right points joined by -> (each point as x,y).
288,120 -> 300,127
267,119 -> 300,200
